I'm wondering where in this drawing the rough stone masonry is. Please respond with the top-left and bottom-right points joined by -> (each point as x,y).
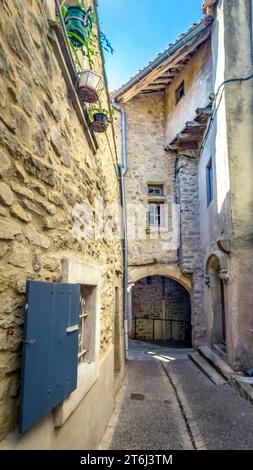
0,0 -> 122,440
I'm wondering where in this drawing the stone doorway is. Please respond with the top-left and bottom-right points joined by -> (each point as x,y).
207,255 -> 227,352
130,276 -> 192,347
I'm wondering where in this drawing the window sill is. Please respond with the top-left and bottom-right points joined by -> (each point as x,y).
148,196 -> 166,203
146,226 -> 170,234
53,362 -> 99,427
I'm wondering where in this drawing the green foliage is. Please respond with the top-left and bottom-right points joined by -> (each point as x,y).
87,104 -> 114,123
61,2 -> 113,71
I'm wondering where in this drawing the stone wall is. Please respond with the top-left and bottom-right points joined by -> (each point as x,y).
199,0 -> 253,369
0,0 -> 123,442
121,93 -> 178,266
175,155 -> 206,346
132,276 -> 191,320
132,276 -> 191,341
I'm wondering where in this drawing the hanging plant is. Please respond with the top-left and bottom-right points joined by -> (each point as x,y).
61,2 -> 114,67
61,2 -> 113,103
61,1 -> 92,49
78,69 -> 101,103
87,105 -> 111,133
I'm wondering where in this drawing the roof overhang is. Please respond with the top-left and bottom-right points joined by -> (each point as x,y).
113,22 -> 211,104
165,103 -> 213,154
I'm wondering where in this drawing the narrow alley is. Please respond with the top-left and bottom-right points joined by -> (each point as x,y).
1,0 -> 253,456
99,341 -> 253,450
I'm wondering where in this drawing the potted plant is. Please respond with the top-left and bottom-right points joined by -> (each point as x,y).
61,1 -> 93,49
61,2 -> 114,103
78,69 -> 101,103
88,106 -> 111,133
61,2 -> 101,102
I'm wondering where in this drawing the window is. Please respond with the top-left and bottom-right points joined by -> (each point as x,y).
78,284 -> 97,365
79,296 -> 89,362
53,258 -> 101,427
147,184 -> 165,228
175,81 -> 185,104
148,185 -> 164,196
149,202 -> 164,226
206,157 -> 213,206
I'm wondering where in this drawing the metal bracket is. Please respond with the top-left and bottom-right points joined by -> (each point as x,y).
22,339 -> 36,345
66,325 -> 79,333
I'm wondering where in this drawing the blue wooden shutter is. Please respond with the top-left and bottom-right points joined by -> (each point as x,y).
19,281 -> 80,434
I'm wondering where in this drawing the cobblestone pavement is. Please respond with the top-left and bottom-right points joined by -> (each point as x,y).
98,340 -> 253,450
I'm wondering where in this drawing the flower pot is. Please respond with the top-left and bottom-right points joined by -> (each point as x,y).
64,6 -> 92,48
78,70 -> 101,103
89,113 -> 108,133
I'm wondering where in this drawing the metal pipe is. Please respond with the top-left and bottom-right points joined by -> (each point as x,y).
112,100 -> 128,359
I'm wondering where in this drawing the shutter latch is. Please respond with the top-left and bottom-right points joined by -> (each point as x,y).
66,325 -> 79,333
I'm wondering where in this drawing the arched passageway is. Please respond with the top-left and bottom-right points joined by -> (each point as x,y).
130,275 -> 192,347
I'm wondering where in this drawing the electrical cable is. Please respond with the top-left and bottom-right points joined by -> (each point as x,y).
198,72 -> 253,158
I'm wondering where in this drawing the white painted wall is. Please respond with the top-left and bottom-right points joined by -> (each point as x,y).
164,41 -> 213,144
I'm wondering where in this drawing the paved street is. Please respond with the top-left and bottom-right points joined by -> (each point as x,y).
99,340 -> 253,450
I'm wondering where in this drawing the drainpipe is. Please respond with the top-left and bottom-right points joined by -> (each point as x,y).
112,100 -> 129,360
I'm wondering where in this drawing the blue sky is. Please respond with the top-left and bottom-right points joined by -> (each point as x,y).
98,0 -> 204,91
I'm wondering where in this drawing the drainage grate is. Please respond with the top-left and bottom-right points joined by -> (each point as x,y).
131,393 -> 145,401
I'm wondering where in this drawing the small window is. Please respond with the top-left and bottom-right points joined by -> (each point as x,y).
78,285 -> 96,364
149,202 -> 164,226
79,297 -> 89,362
148,184 -> 164,196
175,81 -> 185,104
206,157 -> 213,206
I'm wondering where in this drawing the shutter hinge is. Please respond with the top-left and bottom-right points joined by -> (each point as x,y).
22,338 -> 36,345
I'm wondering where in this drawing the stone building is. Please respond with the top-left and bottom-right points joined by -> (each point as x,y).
0,0 -> 124,449
113,0 -> 253,370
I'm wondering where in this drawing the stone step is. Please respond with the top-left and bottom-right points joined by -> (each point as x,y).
189,352 -> 227,386
198,346 -> 235,382
213,343 -> 226,361
233,376 -> 253,405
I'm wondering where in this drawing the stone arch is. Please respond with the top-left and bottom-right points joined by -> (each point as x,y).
206,251 -> 228,274
128,264 -> 192,293
205,252 -> 228,347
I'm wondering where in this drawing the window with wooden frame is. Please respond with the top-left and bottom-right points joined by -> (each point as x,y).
148,202 -> 164,227
147,184 -> 165,228
175,81 -> 185,104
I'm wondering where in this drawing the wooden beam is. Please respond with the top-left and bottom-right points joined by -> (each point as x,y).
138,90 -> 161,95
177,132 -> 201,141
167,141 -> 199,151
196,106 -> 212,116
152,80 -> 173,86
176,141 -> 200,149
159,75 -> 175,80
145,83 -> 167,89
168,67 -> 181,73
118,29 -> 211,103
185,120 -> 206,129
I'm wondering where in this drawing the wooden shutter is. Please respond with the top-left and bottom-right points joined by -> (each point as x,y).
19,281 -> 80,433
